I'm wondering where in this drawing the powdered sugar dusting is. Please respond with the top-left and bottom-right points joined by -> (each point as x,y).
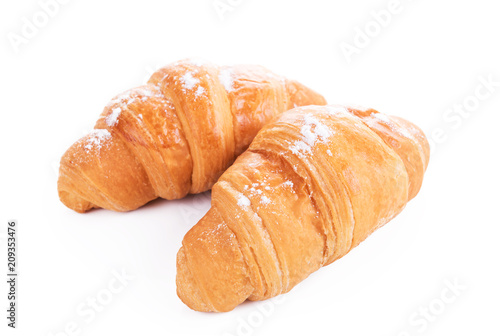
289,113 -> 332,157
106,107 -> 121,126
241,180 -> 279,206
218,68 -> 234,92
180,72 -> 199,90
237,194 -> 251,207
290,140 -> 312,155
83,129 -> 111,153
180,70 -> 206,98
195,86 -> 205,97
246,183 -> 264,196
105,87 -> 164,126
301,114 -> 332,146
260,196 -> 271,205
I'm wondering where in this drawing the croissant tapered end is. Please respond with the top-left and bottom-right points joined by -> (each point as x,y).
57,129 -> 155,212
344,105 -> 430,200
176,207 -> 253,312
58,189 -> 93,213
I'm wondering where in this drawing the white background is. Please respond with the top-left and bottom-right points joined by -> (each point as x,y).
1,0 -> 499,335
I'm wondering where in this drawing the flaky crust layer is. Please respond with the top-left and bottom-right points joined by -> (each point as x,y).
176,105 -> 429,312
58,60 -> 326,212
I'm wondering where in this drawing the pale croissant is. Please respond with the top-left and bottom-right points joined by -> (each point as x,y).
176,105 -> 430,312
57,59 -> 326,212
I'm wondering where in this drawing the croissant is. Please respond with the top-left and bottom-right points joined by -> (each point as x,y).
176,104 -> 430,312
57,59 -> 326,212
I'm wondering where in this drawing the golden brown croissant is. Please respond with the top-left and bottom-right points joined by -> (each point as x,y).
176,104 -> 430,312
57,59 -> 326,212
